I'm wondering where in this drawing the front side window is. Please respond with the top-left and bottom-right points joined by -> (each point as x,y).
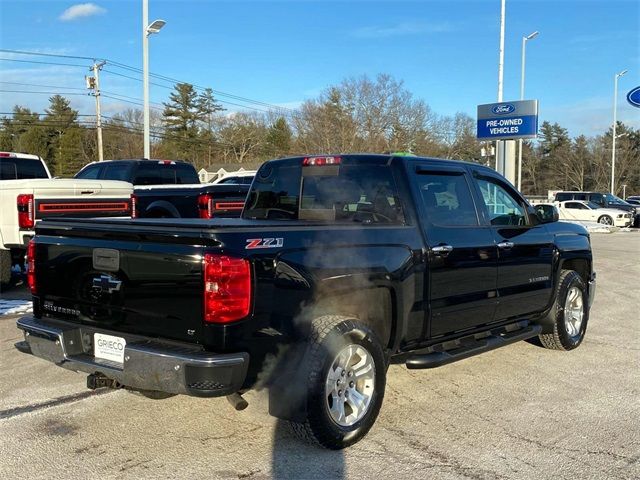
415,172 -> 478,226
566,202 -> 586,210
102,164 -> 131,181
75,164 -> 101,179
476,178 -> 527,226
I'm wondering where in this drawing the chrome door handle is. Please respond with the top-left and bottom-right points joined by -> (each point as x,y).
497,241 -> 514,250
431,244 -> 453,256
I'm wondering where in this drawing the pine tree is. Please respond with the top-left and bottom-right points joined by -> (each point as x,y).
44,95 -> 80,174
266,117 -> 292,157
196,87 -> 224,164
162,83 -> 201,160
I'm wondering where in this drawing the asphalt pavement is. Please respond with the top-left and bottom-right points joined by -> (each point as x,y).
1,232 -> 638,479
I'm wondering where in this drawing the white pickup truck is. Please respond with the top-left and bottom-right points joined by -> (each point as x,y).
0,152 -> 133,286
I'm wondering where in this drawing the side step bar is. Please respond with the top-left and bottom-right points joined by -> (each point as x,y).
406,324 -> 542,369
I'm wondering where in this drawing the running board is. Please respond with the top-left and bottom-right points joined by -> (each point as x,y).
406,324 -> 542,369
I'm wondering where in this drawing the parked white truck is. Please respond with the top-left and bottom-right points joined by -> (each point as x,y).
0,152 -> 133,286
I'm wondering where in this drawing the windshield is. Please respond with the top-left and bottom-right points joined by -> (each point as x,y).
604,193 -> 628,205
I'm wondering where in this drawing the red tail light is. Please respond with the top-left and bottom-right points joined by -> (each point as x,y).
198,193 -> 213,219
203,254 -> 251,323
130,194 -> 138,218
27,239 -> 36,294
302,156 -> 342,166
17,194 -> 35,228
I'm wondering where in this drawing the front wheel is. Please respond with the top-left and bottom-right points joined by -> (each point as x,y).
597,215 -> 613,225
538,270 -> 589,351
289,315 -> 386,449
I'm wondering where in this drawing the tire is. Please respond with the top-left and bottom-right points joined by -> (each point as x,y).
288,315 -> 386,449
0,249 -> 11,288
538,270 -> 589,351
597,215 -> 613,225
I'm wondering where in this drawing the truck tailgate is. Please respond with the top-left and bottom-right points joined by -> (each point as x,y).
32,221 -> 216,344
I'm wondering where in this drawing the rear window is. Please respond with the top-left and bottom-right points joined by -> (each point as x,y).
0,158 -> 48,180
176,163 -> 199,184
243,161 -> 404,224
134,163 -> 176,185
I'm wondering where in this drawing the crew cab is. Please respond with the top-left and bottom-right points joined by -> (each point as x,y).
16,154 -> 596,449
76,159 -> 249,219
0,152 -> 132,287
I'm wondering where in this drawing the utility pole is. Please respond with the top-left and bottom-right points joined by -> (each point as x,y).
611,69 -> 627,194
495,0 -> 506,176
86,61 -> 106,161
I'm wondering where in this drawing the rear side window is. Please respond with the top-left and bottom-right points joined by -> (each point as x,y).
102,163 -> 131,181
0,158 -> 48,179
243,162 -> 404,224
176,163 -> 199,184
416,172 -> 478,226
75,164 -> 102,179
134,163 -> 176,185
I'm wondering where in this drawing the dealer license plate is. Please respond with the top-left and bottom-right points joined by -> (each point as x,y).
94,333 -> 126,364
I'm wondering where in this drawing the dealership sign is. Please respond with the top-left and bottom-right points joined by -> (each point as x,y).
477,100 -> 539,140
627,86 -> 640,108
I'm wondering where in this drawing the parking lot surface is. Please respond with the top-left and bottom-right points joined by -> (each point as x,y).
1,232 -> 638,479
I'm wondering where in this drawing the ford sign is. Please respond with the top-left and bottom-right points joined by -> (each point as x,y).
492,104 -> 516,115
627,86 -> 640,109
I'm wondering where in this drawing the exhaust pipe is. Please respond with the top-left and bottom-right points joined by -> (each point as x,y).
226,392 -> 248,411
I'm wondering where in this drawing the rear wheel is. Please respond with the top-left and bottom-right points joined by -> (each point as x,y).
288,315 -> 386,449
0,250 -> 12,288
597,215 -> 613,225
538,270 -> 589,351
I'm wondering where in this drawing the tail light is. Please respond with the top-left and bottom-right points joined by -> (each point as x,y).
27,239 -> 36,294
17,194 -> 35,229
198,194 -> 213,219
203,254 -> 251,323
130,194 -> 138,218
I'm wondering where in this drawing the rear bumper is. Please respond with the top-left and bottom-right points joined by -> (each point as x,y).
16,315 -> 248,397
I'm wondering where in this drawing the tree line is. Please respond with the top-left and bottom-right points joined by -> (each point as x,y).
1,73 -> 638,196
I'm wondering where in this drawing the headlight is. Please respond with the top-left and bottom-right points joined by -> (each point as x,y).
617,214 -> 623,218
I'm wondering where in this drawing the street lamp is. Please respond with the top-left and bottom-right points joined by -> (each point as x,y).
517,30 -> 539,192
611,69 -> 627,194
143,0 -> 166,159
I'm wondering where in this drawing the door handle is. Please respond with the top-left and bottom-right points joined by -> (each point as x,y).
431,244 -> 453,256
497,241 -> 514,250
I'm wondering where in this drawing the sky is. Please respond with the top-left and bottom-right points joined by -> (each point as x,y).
0,0 -> 638,137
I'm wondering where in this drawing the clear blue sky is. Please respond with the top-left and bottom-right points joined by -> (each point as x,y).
1,0 -> 638,137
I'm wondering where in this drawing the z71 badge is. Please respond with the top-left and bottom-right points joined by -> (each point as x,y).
246,238 -> 284,249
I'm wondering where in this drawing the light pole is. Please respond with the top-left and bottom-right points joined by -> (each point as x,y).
611,69 -> 627,194
495,0 -> 506,175
143,0 -> 165,159
517,31 -> 539,191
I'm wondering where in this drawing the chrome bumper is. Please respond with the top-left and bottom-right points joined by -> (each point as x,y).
16,316 -> 248,397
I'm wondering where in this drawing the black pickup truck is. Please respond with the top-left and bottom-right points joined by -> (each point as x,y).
75,159 -> 248,219
17,154 -> 596,449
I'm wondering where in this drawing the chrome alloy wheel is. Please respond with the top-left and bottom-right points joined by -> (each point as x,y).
325,344 -> 375,427
564,286 -> 584,337
598,216 -> 613,225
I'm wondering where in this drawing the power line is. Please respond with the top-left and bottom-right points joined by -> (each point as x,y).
0,49 -> 298,116
0,57 -> 88,68
0,89 -> 89,96
0,81 -> 86,91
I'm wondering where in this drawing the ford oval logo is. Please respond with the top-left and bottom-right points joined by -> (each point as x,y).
492,103 -> 516,115
627,86 -> 640,108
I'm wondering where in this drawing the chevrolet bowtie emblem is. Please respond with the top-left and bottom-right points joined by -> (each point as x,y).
92,275 -> 122,294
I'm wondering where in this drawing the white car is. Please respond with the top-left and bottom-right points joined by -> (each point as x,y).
210,170 -> 256,185
555,200 -> 633,227
0,152 -> 133,286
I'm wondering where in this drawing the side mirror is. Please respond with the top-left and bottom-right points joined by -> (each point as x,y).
532,204 -> 559,224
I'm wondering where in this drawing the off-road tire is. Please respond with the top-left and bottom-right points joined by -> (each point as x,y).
538,270 -> 589,351
0,249 -> 12,288
288,315 -> 386,449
